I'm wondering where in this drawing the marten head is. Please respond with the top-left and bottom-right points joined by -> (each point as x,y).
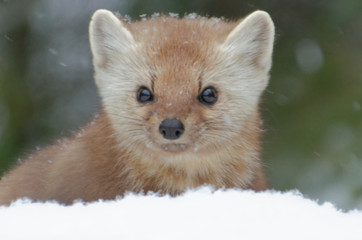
89,10 -> 274,159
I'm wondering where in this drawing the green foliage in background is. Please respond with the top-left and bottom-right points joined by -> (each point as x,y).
0,0 -> 361,209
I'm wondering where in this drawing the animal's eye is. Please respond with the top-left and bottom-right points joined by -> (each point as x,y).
198,87 -> 218,105
137,87 -> 153,103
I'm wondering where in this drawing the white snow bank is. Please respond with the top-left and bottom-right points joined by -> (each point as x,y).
0,187 -> 361,240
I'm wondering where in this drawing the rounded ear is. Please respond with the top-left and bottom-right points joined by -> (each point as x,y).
221,10 -> 275,71
89,9 -> 136,69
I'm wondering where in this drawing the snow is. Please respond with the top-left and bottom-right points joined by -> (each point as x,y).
223,114 -> 232,126
151,13 -> 160,19
0,187 -> 361,240
186,13 -> 198,19
168,12 -> 179,18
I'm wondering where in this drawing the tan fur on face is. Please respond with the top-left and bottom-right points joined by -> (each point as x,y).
0,10 -> 274,205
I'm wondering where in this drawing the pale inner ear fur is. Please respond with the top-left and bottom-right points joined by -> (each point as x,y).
89,9 -> 136,70
221,10 -> 275,71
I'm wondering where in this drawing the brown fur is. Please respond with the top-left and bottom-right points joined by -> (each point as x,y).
0,111 -> 265,205
0,11 -> 274,205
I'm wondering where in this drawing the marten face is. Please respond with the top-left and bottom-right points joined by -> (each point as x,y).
132,58 -> 218,154
89,11 -> 274,157
118,48 -> 224,154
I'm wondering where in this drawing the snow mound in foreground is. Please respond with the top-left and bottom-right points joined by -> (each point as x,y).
0,187 -> 361,240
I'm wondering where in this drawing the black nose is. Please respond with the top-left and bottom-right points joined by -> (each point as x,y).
159,119 -> 184,140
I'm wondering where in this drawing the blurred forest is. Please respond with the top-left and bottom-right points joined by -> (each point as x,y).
0,0 -> 361,209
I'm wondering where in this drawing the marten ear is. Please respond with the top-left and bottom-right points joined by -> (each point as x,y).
89,9 -> 136,69
221,10 -> 275,72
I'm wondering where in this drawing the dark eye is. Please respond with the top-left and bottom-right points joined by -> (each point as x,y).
137,86 -> 153,103
199,87 -> 218,105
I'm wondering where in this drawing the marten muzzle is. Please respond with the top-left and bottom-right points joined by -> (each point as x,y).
159,119 -> 185,140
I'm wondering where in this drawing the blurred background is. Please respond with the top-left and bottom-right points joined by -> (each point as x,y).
0,0 -> 361,209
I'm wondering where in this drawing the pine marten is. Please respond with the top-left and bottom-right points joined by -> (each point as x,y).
0,9 -> 275,205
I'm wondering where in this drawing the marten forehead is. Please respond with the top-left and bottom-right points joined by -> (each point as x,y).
125,18 -> 228,98
124,16 -> 238,45
149,36 -> 208,104
123,17 -> 237,101
149,33 -> 205,90
152,57 -> 201,101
